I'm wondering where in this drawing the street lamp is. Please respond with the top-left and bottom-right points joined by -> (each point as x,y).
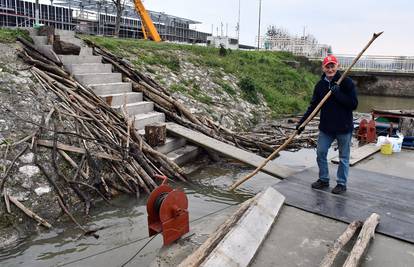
257,0 -> 262,50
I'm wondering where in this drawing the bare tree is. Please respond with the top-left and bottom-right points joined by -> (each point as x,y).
111,0 -> 127,37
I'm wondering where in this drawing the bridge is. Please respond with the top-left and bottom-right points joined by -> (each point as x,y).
312,54 -> 414,74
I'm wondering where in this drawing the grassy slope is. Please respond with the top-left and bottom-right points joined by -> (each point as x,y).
87,36 -> 320,116
0,28 -> 31,43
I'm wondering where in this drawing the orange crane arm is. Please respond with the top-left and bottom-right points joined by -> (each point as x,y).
133,0 -> 162,42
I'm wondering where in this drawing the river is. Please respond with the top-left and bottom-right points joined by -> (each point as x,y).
357,95 -> 414,113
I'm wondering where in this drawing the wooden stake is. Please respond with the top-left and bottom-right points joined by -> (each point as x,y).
320,220 -> 363,267
343,213 -> 380,267
8,195 -> 52,228
229,32 -> 384,191
3,188 -> 11,213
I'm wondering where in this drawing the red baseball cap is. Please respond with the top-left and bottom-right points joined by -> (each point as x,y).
322,55 -> 338,66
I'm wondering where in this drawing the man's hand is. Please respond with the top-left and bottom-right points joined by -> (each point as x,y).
330,84 -> 340,94
295,124 -> 305,135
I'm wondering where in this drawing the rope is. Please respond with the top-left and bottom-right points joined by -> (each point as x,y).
58,201 -> 240,266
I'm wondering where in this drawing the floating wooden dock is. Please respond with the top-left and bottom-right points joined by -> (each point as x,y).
166,123 -> 295,179
331,143 -> 380,166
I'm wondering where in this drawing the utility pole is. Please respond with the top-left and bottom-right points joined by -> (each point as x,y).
226,23 -> 228,37
237,0 -> 241,42
257,0 -> 262,50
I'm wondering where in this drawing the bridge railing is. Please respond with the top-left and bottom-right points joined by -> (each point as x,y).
310,54 -> 414,73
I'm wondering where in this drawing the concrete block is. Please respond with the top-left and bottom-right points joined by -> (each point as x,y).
155,137 -> 187,154
89,82 -> 132,95
112,101 -> 154,116
201,187 -> 285,267
55,29 -> 75,38
134,112 -> 165,130
166,145 -> 200,165
68,63 -> 112,75
74,73 -> 122,85
58,37 -> 83,47
32,36 -> 47,46
99,92 -> 143,106
59,55 -> 102,65
79,47 -> 93,56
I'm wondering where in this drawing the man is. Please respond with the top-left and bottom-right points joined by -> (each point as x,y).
296,55 -> 358,194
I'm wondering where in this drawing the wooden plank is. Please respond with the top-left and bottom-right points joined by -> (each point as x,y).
200,187 -> 285,267
36,140 -> 121,161
166,123 -> 295,179
331,143 -> 380,166
179,198 -> 254,267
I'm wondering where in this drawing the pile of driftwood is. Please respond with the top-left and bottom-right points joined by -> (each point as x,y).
82,39 -> 317,157
1,37 -> 190,230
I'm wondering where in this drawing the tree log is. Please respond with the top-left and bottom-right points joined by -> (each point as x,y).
145,123 -> 166,147
53,35 -> 81,55
320,221 -> 363,267
38,25 -> 55,45
343,213 -> 380,267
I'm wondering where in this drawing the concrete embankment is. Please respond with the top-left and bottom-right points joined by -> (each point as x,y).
350,72 -> 414,97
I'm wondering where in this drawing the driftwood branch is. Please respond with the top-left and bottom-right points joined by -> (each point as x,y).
320,220 -> 363,267
343,213 -> 380,267
8,195 -> 52,228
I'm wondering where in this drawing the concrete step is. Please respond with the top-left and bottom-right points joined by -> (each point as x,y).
32,36 -> 48,46
74,73 -> 122,85
134,112 -> 165,130
166,145 -> 201,165
89,82 -> 132,95
59,55 -> 102,65
79,47 -> 93,56
59,37 -> 84,47
99,92 -> 143,106
155,137 -> 187,155
55,29 -> 75,38
113,101 -> 154,116
68,63 -> 112,75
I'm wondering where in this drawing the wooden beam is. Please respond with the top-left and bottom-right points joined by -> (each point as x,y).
166,123 -> 295,179
36,139 -> 121,161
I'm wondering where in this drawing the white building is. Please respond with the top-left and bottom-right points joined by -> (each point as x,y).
207,36 -> 239,50
260,27 -> 330,58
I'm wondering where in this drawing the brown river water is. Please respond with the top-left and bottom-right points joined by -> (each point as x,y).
0,95 -> 411,266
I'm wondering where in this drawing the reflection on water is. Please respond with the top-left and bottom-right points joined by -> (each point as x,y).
357,95 -> 414,113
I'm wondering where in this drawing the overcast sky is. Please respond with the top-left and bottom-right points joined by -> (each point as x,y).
144,0 -> 412,56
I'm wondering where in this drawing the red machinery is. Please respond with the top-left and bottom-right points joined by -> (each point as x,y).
356,119 -> 377,143
147,175 -> 189,246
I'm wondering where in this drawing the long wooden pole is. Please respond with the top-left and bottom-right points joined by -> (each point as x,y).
229,32 -> 383,191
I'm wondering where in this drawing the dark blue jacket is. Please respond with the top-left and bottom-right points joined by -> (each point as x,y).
299,71 -> 358,135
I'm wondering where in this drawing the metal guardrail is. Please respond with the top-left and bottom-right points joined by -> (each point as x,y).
310,54 -> 414,73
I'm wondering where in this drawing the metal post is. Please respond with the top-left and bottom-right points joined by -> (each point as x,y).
257,0 -> 262,50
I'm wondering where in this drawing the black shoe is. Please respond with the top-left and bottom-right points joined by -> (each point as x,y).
331,184 -> 347,194
311,179 -> 330,189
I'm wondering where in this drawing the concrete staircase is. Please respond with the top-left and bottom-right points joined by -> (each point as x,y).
30,29 -> 200,166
